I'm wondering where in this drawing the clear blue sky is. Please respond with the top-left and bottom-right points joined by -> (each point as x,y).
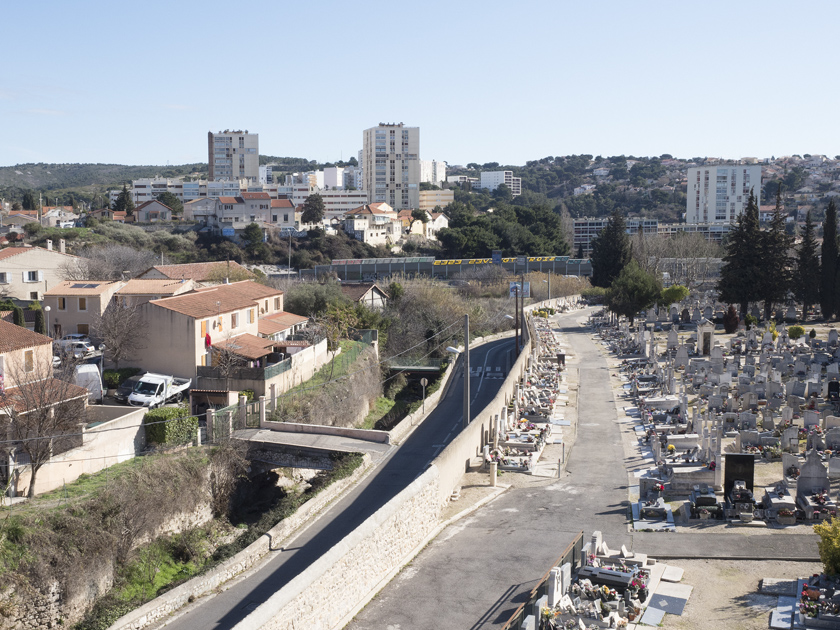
3,0 -> 839,168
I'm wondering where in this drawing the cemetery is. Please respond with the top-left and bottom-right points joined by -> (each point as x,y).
591,300 -> 840,533
517,530 -> 694,629
485,311 -> 573,476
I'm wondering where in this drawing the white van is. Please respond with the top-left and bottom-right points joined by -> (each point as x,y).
75,364 -> 104,403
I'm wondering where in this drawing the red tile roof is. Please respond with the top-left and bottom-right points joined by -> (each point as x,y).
151,280 -> 281,319
241,192 -> 271,200
44,281 -> 122,297
217,196 -> 241,204
0,319 -> 52,353
0,378 -> 89,414
213,333 -> 275,360
271,199 -> 295,208
146,261 -> 254,282
339,282 -> 389,303
258,311 -> 308,336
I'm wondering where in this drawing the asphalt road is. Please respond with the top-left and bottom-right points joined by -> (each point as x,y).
154,336 -> 517,630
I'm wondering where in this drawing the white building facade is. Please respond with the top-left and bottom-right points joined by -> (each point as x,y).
420,160 -> 447,186
479,171 -> 522,197
686,165 -> 762,224
362,123 -> 420,210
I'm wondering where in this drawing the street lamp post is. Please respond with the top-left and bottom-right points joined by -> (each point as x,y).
44,305 -> 51,338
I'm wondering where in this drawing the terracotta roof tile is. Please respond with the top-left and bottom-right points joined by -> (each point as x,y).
0,245 -> 76,261
0,378 -> 89,414
116,278 -> 193,295
270,199 -> 295,208
146,261 -> 254,281
258,311 -> 308,336
0,319 -> 52,353
212,333 -> 275,360
240,192 -> 271,200
217,196 -> 241,204
339,282 -> 389,302
44,281 -> 122,297
151,281 -> 281,319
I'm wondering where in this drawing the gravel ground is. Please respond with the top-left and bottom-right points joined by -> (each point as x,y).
667,559 -> 821,630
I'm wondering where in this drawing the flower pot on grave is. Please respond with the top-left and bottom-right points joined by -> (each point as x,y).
776,515 -> 796,526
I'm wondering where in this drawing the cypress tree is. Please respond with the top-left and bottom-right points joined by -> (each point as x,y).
590,209 -> 631,288
821,199 -> 838,320
718,191 -> 762,319
12,306 -> 25,328
34,309 -> 46,335
794,210 -> 820,321
759,187 -> 792,320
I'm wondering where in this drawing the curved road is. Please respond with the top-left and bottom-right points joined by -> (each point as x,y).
155,336 -> 517,630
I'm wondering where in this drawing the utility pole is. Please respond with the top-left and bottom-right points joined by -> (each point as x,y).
463,313 -> 470,429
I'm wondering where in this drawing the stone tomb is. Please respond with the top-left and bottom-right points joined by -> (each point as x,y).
796,450 -> 836,519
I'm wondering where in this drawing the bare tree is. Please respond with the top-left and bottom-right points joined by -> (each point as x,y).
633,232 -> 723,288
91,301 -> 149,370
61,243 -> 163,281
211,342 -> 246,392
0,355 -> 88,497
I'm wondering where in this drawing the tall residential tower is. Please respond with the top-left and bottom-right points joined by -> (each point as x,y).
208,130 -> 259,181
686,165 -> 761,224
362,123 -> 420,210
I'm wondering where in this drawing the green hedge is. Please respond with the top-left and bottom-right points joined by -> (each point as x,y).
102,368 -> 142,389
143,406 -> 197,445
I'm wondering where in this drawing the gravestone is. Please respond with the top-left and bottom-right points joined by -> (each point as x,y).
797,450 -> 830,503
785,305 -> 797,321
671,306 -> 679,323
804,410 -> 821,427
725,453 -> 755,497
831,329 -> 839,346
691,307 -> 701,323
667,328 -> 679,351
826,416 -> 840,429
681,309 -> 690,324
782,426 -> 800,453
826,428 -> 840,451
675,345 -> 689,369
698,320 -> 715,356
704,305 -> 713,320
762,410 -> 775,431
548,567 -> 561,607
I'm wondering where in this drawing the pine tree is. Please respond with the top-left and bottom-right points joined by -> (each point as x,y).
718,191 -> 762,319
758,188 -> 793,320
112,184 -> 135,216
590,209 -> 631,288
794,210 -> 820,321
22,191 -> 36,211
821,199 -> 839,320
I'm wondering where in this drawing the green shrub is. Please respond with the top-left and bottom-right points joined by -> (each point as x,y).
143,406 -> 197,445
788,325 -> 805,340
811,329 -> 818,339
745,314 -> 758,330
239,389 -> 255,402
103,367 -> 142,389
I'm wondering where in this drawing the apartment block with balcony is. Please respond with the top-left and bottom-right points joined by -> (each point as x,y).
363,123 -> 420,210
208,130 -> 259,181
420,160 -> 447,186
418,189 -> 454,212
572,217 -> 659,257
686,165 -> 762,224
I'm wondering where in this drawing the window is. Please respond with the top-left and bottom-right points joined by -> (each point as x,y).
231,312 -> 239,328
30,292 -> 38,300
248,308 -> 255,324
0,272 -> 7,284
79,297 -> 87,311
58,297 -> 66,310
24,271 -> 42,283
77,323 -> 89,335
274,297 -> 281,310
272,215 -> 278,222
24,350 -> 34,373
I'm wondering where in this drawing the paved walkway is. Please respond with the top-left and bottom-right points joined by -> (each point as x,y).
236,428 -> 393,463
347,308 -> 632,630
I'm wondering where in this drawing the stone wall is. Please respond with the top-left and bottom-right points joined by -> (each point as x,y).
106,454 -> 372,630
231,467 -> 442,630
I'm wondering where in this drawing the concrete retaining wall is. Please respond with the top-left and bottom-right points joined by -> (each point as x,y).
232,466 -> 442,630
106,454 -> 372,630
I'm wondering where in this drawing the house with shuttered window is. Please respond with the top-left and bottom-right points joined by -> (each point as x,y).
0,242 -> 76,302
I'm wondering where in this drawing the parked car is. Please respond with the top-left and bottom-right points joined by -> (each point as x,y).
113,374 -> 144,404
128,373 -> 191,408
56,333 -> 91,347
52,355 -> 61,368
60,341 -> 97,359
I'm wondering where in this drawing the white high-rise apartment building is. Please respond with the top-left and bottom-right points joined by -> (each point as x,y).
686,165 -> 761,224
420,160 -> 447,186
362,123 -> 420,210
208,130 -> 259,181
480,171 -> 522,197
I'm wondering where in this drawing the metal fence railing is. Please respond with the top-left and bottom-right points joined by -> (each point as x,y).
501,531 -> 584,630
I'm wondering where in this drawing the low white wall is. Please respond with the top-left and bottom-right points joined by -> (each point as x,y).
107,454 -> 373,630
260,420 -> 390,444
16,406 -> 146,496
